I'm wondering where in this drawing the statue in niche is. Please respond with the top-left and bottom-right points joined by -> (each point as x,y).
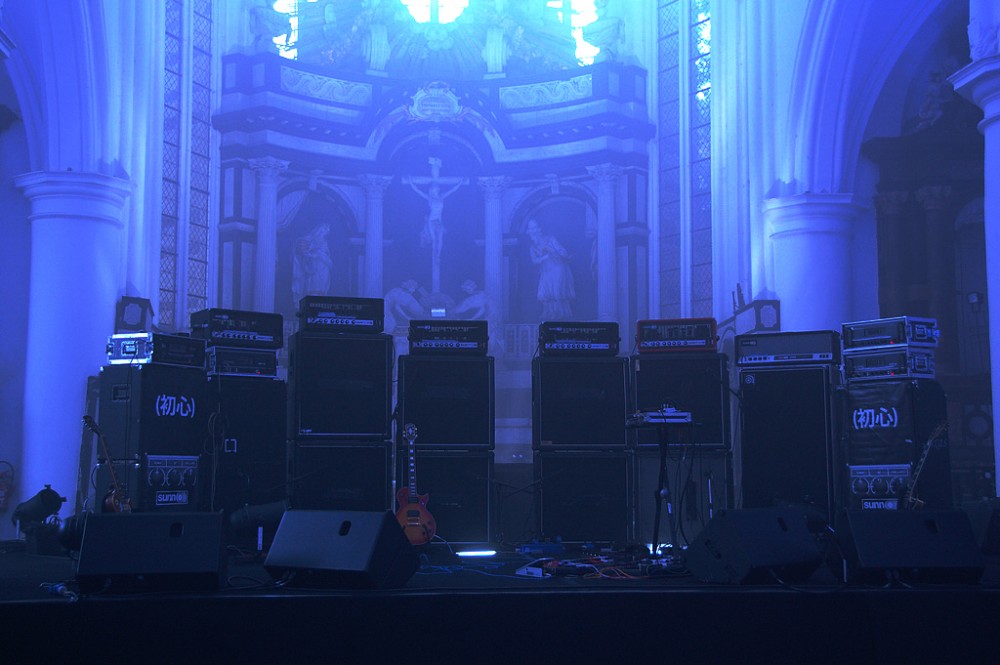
384,279 -> 428,335
454,278 -> 503,355
404,157 -> 468,294
249,0 -> 291,54
291,223 -> 333,304
583,0 -> 627,63
526,219 -> 575,320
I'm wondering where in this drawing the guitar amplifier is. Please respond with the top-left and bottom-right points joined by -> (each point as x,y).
190,308 -> 283,350
408,320 -> 489,355
538,321 -> 620,356
844,346 -> 935,382
297,296 -> 384,334
636,318 -> 718,353
842,316 -> 939,351
846,464 -> 911,510
735,330 -> 841,366
106,332 -> 206,368
206,346 -> 278,377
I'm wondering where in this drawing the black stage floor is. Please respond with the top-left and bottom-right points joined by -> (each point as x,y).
3,533 -> 1000,665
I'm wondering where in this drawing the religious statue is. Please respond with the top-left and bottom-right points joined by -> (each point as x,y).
291,223 -> 333,304
454,278 -> 504,355
383,279 -> 428,335
404,157 -> 468,293
526,219 -> 575,320
249,0 -> 291,54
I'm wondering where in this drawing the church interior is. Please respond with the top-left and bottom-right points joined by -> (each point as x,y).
2,0 -> 1000,661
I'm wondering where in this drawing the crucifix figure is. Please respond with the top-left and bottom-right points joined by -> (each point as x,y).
404,157 -> 468,293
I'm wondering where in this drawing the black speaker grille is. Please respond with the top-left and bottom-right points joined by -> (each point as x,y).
532,356 -> 629,447
289,333 -> 392,439
291,442 -> 391,512
631,353 -> 731,448
398,356 -> 495,448
535,450 -> 631,544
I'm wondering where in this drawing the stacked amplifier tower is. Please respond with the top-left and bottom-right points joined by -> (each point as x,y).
398,319 -> 495,547
287,297 -> 394,514
98,332 -> 209,513
630,318 -> 732,550
190,308 -> 287,526
735,329 -> 842,524
533,321 -> 631,546
840,316 -> 951,511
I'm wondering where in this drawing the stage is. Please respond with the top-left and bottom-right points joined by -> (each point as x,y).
2,534 -> 999,664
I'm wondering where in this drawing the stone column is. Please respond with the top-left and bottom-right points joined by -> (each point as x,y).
250,157 -> 288,312
359,174 -> 393,298
763,193 -> 862,332
478,176 -> 510,314
15,171 -> 132,508
587,164 -> 623,321
873,191 -> 910,317
915,185 -> 957,369
951,38 -> 1000,494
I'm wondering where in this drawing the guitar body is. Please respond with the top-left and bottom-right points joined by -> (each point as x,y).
395,487 -> 436,546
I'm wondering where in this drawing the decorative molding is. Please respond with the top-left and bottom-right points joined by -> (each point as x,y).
358,173 -> 393,197
914,185 -> 952,211
248,156 -> 289,181
477,175 -> 511,197
873,191 -> 909,218
968,18 -> 1000,62
587,163 -> 624,184
407,81 -> 466,122
499,75 -> 593,109
280,66 -> 372,106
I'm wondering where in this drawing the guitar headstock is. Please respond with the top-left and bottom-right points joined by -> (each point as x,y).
82,415 -> 101,436
402,423 -> 418,443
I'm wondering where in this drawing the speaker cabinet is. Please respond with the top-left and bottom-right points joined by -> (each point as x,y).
835,509 -> 985,584
264,510 -> 419,589
634,448 -> 732,548
288,332 -> 392,439
396,448 -> 494,545
843,379 -> 952,510
290,442 -> 391,512
398,355 -> 495,448
631,353 -> 731,448
685,508 -> 823,584
76,512 -> 226,593
532,356 -> 629,448
97,363 -> 209,458
534,450 -> 632,545
962,498 -> 1000,555
738,364 -> 838,523
208,376 -> 288,514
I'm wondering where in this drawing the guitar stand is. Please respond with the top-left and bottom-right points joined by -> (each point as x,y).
650,424 -> 679,559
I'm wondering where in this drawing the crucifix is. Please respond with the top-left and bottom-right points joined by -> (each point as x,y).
403,157 -> 468,294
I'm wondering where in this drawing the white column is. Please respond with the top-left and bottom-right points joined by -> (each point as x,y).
951,40 -> 1000,495
359,174 -> 393,298
588,164 -> 623,321
764,193 -> 862,332
15,171 -> 132,507
250,157 -> 288,312
478,176 -> 510,313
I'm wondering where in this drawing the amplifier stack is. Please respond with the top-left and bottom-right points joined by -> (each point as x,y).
840,316 -> 950,512
287,296 -> 394,516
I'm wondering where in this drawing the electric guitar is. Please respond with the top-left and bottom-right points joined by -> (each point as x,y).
82,415 -> 132,513
903,421 -> 948,510
395,423 -> 436,546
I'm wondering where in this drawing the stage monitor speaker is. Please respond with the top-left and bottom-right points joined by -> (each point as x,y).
396,448 -> 494,544
264,510 -> 419,589
685,508 -> 823,585
631,353 -> 731,448
398,355 -> 495,448
534,450 -> 631,545
962,498 -> 1000,555
738,364 -> 837,523
634,448 -> 731,548
291,442 -> 391,512
843,379 -> 951,510
289,332 -> 392,439
532,356 -> 629,447
208,376 -> 288,513
835,509 -> 985,584
97,363 -> 208,459
76,512 -> 226,593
